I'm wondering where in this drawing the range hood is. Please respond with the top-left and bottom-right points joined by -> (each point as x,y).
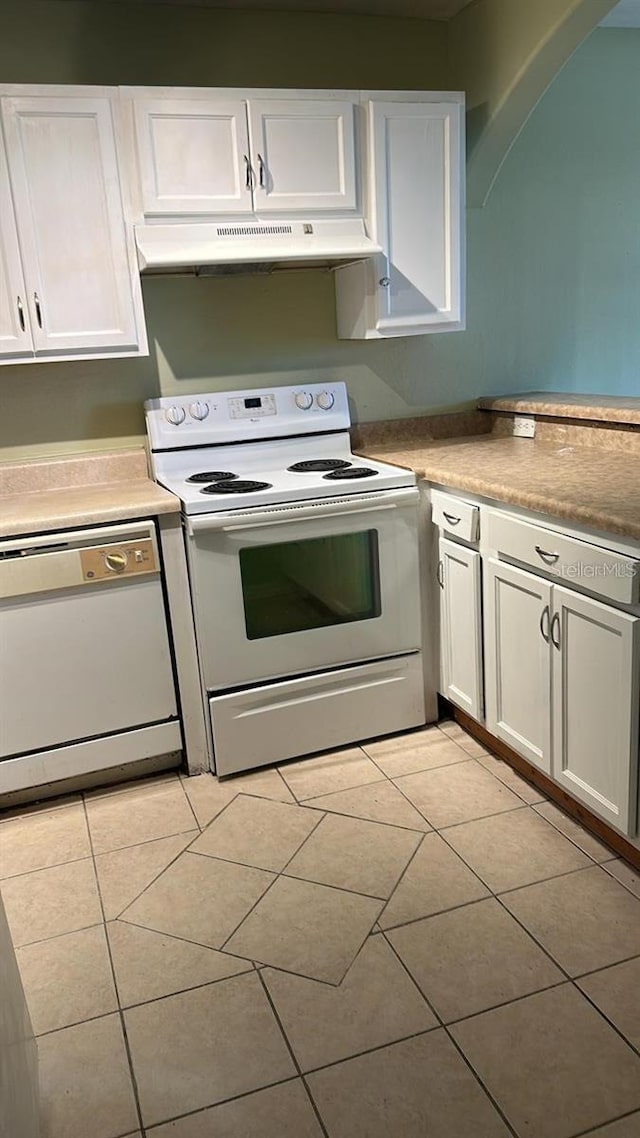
135,219 -> 382,273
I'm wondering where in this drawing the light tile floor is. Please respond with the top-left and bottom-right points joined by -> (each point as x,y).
1,721 -> 640,1138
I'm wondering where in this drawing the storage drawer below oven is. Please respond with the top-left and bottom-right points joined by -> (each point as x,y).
210,653 -> 426,776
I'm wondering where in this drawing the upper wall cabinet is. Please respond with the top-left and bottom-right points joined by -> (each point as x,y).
0,94 -> 146,365
131,94 -> 358,219
0,137 -> 30,360
336,98 -> 464,339
247,100 -> 357,213
133,99 -> 254,217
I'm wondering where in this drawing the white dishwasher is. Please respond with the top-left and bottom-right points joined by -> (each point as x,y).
0,520 -> 180,796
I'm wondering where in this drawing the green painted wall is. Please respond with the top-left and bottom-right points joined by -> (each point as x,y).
0,4 -> 638,460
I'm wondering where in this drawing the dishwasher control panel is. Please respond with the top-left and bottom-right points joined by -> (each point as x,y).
80,539 -> 157,582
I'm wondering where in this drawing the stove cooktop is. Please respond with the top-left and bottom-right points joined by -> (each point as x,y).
146,384 -> 416,515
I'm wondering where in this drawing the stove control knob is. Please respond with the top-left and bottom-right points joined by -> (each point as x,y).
165,405 -> 186,426
294,391 -> 313,411
316,391 -> 335,411
104,551 -> 127,574
189,400 -> 209,421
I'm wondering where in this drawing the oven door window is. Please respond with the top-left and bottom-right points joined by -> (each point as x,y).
239,530 -> 381,640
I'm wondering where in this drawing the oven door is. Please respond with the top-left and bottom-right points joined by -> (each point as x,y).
186,487 -> 421,690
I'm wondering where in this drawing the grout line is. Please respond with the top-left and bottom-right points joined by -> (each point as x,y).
12,919 -> 105,951
141,1075 -> 313,1135
82,797 -> 147,1138
89,825 -> 199,861
600,860 -> 640,901
443,1028 -> 520,1138
114,912 -> 256,961
297,799 -> 433,835
493,860 -> 610,899
530,801 -> 619,863
442,977 -> 570,1028
572,981 -> 640,1061
282,772 -> 388,804
110,839 -> 204,923
433,824 -> 640,1058
380,930 -> 519,1138
179,779 -> 203,834
371,831 -> 429,927
217,873 -> 282,954
105,965 -> 256,1019
568,1107 -> 640,1138
0,852 -> 95,885
571,952 -> 640,982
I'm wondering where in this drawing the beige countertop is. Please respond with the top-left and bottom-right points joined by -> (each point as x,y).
359,434 -> 640,543
478,391 -> 640,426
0,449 -> 179,539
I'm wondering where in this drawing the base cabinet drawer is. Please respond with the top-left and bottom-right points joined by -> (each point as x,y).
485,509 -> 640,606
432,490 -> 479,544
210,653 -> 425,776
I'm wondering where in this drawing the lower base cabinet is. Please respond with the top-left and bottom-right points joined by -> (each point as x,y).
552,584 -> 639,834
438,536 -> 483,721
484,558 -> 640,836
484,558 -> 552,775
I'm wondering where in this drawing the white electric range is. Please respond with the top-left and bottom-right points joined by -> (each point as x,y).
145,382 -> 426,775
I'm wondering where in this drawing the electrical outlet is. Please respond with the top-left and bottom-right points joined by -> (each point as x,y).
513,415 -> 536,438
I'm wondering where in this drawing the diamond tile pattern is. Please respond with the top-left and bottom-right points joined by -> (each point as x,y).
120,851 -> 274,949
226,875 -> 382,984
188,794 -> 320,871
3,721 -> 638,1138
284,812 -> 422,898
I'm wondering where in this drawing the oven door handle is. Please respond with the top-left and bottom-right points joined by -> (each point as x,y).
220,504 -> 401,532
186,488 -> 419,535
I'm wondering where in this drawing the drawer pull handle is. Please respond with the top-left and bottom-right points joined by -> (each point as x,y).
551,612 -> 561,650
535,545 -> 560,565
437,559 -> 444,589
243,154 -> 253,190
539,604 -> 550,643
16,296 -> 25,332
258,153 -> 266,189
443,512 -> 461,526
34,292 -> 43,329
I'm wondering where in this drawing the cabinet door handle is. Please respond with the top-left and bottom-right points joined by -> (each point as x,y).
550,611 -> 561,650
243,154 -> 253,190
16,296 -> 25,332
539,604 -> 550,643
437,559 -> 444,589
257,153 -> 266,189
443,512 -> 461,526
34,292 -> 43,329
535,544 -> 560,565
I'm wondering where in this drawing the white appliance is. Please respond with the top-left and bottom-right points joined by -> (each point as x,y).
0,521 -> 180,795
145,382 -> 426,776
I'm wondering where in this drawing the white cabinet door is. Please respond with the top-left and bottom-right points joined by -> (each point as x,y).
552,585 -> 639,835
439,537 -> 483,720
248,99 -> 357,213
0,137 -> 33,361
2,96 -> 140,356
370,100 -> 463,333
484,558 -> 552,773
133,98 -> 253,217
